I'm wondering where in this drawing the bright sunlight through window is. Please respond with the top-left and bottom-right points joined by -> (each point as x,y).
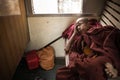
31,0 -> 83,14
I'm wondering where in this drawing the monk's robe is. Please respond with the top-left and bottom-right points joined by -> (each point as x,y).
56,20 -> 120,80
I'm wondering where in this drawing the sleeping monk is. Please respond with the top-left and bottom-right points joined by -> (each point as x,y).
56,17 -> 119,80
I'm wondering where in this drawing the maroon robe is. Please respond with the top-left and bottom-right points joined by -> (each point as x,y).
56,20 -> 120,80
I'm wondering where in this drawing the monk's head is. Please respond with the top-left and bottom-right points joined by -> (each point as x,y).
75,18 -> 89,33
75,17 -> 97,33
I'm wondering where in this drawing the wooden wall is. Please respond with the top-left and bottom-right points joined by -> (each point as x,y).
0,0 -> 29,80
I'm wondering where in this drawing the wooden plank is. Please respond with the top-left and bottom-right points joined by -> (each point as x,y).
110,0 -> 120,6
100,20 -> 107,26
107,1 -> 120,12
103,10 -> 120,28
101,13 -> 114,26
105,6 -> 120,21
100,16 -> 107,25
100,0 -> 120,28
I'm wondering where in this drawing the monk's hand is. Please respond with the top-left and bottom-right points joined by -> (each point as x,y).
73,24 -> 80,34
64,46 -> 70,54
105,63 -> 118,78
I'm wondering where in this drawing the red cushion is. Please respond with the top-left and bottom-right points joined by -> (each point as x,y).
26,50 -> 39,70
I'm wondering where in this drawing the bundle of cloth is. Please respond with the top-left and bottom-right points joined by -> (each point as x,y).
56,18 -> 120,80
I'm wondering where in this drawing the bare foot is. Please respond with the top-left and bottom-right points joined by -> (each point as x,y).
105,63 -> 118,78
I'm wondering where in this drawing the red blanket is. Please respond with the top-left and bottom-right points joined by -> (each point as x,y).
58,21 -> 120,80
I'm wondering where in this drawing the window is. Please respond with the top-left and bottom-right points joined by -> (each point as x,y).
28,0 -> 83,14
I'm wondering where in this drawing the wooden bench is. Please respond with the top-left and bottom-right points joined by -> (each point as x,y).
99,0 -> 120,80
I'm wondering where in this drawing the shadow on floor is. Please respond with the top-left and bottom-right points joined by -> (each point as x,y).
12,58 -> 64,80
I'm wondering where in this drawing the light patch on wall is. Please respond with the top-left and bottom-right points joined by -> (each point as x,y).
0,0 -> 21,16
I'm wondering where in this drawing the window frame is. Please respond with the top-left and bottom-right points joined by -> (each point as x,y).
25,0 -> 84,17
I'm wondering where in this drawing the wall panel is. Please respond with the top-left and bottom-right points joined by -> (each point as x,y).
0,0 -> 29,80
